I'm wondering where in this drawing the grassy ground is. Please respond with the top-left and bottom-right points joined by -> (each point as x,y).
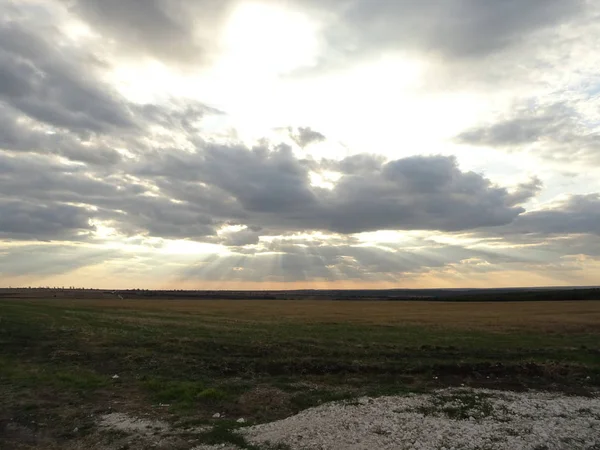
1,298 -> 599,449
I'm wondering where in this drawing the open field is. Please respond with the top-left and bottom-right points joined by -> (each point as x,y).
20,296 -> 600,330
1,296 -> 600,449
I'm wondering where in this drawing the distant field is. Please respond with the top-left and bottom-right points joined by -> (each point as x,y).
9,296 -> 600,331
1,297 -> 599,449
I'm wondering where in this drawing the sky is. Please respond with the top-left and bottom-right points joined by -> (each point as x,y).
1,0 -> 599,289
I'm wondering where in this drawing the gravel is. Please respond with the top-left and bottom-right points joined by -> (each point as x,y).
98,412 -> 171,436
192,446 -> 239,450
98,389 -> 600,450
239,388 -> 600,450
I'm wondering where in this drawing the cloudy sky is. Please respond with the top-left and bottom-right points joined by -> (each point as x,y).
1,0 -> 599,289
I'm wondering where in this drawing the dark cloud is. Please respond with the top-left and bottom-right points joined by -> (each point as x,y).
316,155 -> 530,233
135,146 -> 533,235
0,104 -> 124,165
0,199 -> 94,241
507,194 -> 600,236
507,177 -> 543,206
457,102 -> 600,163
0,13 -> 224,167
293,0 -> 584,70
1,142 -> 535,243
328,154 -> 386,175
290,127 -> 326,148
0,152 -> 222,241
219,227 -> 262,247
201,144 -> 318,214
137,101 -> 223,134
102,196 -> 218,240
69,0 -> 234,65
459,194 -> 600,272
0,19 -> 134,134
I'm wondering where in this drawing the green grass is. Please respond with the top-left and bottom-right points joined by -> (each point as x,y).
0,357 -> 108,391
140,379 -> 232,411
197,422 -> 257,449
1,298 -> 599,448
142,378 -> 207,405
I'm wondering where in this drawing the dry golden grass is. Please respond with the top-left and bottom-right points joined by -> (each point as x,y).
12,297 -> 600,332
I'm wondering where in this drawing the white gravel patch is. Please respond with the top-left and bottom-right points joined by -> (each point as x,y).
240,388 -> 600,450
191,446 -> 240,450
98,412 -> 171,436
